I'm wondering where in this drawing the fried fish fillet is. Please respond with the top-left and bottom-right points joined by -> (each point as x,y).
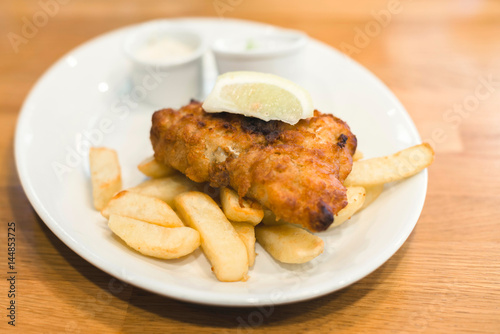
150,101 -> 356,232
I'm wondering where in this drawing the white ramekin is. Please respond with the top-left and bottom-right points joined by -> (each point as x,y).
211,30 -> 308,84
123,22 -> 206,108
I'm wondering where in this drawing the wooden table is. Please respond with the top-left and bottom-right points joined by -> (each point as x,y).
1,0 -> 499,332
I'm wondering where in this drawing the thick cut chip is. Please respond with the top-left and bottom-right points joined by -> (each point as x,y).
138,156 -> 176,178
108,215 -> 200,259
329,186 -> 366,228
101,191 -> 183,227
344,143 -> 434,186
255,224 -> 324,264
352,150 -> 364,161
89,147 -> 122,210
174,192 -> 248,282
360,184 -> 384,211
221,188 -> 264,226
231,222 -> 256,267
129,174 -> 198,208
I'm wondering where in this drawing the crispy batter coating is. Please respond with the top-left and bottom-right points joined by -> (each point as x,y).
150,102 -> 356,231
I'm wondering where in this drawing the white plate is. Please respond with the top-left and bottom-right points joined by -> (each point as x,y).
15,18 -> 427,307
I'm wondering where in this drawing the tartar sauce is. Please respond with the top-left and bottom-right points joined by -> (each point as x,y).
135,36 -> 194,62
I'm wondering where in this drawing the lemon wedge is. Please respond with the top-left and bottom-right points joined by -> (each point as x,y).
202,71 -> 314,125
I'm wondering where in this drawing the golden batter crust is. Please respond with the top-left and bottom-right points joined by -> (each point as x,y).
150,101 -> 357,231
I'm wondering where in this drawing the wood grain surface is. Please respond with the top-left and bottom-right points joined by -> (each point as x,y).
1,0 -> 500,333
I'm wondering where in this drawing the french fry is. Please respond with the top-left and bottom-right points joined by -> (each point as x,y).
344,143 -> 434,186
138,156 -> 176,178
352,150 -> 364,161
101,191 -> 183,227
174,192 -> 248,282
255,224 -> 324,264
220,188 -> 264,226
129,174 -> 198,208
108,215 -> 200,259
329,186 -> 366,228
231,222 -> 256,267
360,184 -> 384,211
89,147 -> 122,210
